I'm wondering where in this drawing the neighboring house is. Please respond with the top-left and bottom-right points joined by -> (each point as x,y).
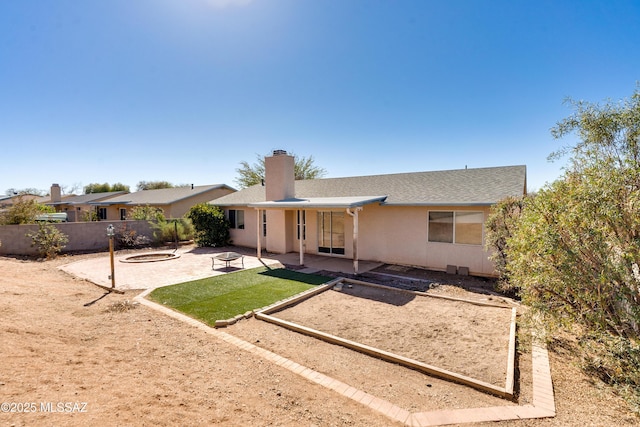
45,184 -> 128,222
91,184 -> 236,220
212,151 -> 526,277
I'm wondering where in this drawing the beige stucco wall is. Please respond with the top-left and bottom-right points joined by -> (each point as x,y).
224,203 -> 496,276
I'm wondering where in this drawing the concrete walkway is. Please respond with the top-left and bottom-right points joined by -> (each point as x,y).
59,245 -> 383,291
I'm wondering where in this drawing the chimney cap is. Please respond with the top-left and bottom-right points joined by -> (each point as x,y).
272,149 -> 288,156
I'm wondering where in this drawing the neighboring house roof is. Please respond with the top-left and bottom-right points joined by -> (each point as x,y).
48,191 -> 128,206
213,165 -> 526,208
92,185 -> 235,206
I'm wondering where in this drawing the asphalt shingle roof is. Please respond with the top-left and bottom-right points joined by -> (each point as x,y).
94,185 -> 234,205
213,165 -> 526,207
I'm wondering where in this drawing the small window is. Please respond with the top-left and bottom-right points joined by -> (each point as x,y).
428,212 -> 453,243
428,211 -> 483,245
98,207 -> 107,221
120,208 -> 127,220
454,211 -> 483,245
228,209 -> 245,229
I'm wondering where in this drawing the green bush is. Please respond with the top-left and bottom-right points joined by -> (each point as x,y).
152,218 -> 194,244
128,205 -> 165,222
484,195 -> 526,294
186,203 -> 229,247
27,223 -> 69,259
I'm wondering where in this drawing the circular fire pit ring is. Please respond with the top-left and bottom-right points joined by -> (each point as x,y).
120,252 -> 181,263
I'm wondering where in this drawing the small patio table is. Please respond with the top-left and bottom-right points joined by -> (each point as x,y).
211,252 -> 244,270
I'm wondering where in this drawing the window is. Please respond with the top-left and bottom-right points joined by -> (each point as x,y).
98,207 -> 107,220
428,211 -> 483,245
120,208 -> 127,220
297,210 -> 306,240
318,211 -> 345,255
454,211 -> 484,245
428,212 -> 453,243
228,209 -> 244,229
262,210 -> 267,237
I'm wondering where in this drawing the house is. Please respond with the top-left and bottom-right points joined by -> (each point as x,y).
212,151 -> 526,276
91,184 -> 236,221
45,184 -> 128,222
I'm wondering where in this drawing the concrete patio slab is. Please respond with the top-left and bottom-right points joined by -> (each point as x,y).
59,245 -> 382,291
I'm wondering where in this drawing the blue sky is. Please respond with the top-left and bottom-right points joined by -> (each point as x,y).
1,0 -> 639,195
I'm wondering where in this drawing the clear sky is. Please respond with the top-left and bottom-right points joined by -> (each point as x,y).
1,0 -> 639,195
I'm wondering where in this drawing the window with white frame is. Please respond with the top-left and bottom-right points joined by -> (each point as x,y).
428,211 -> 483,245
228,209 -> 245,229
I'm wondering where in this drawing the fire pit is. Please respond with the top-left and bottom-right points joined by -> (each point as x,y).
120,252 -> 181,263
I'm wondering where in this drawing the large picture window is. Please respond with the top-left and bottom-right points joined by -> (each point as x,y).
318,211 -> 345,255
428,211 -> 483,245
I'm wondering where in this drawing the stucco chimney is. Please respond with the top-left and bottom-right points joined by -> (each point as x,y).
264,150 -> 295,201
50,183 -> 62,203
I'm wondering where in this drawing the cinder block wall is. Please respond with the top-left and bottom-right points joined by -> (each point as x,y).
0,220 -> 154,256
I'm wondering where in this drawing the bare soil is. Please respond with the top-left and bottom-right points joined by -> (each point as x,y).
1,252 -> 638,426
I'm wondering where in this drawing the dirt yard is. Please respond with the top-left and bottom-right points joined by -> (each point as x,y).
1,252 -> 638,426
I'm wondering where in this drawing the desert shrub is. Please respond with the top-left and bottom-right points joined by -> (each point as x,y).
116,223 -> 149,248
502,88 -> 640,414
484,195 -> 526,294
186,203 -> 229,247
27,223 -> 69,259
128,205 -> 165,222
152,218 -> 194,244
82,210 -> 98,222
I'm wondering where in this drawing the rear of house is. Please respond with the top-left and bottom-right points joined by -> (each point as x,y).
213,151 -> 526,277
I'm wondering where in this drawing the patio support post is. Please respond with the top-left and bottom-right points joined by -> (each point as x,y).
298,209 -> 304,266
255,208 -> 262,259
346,207 -> 363,274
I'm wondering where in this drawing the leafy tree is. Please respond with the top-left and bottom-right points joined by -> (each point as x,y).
235,152 -> 327,188
136,181 -> 174,191
0,197 -> 54,225
27,223 -> 68,259
4,188 -> 46,196
506,89 -> 640,339
128,205 -> 166,222
499,89 -> 640,411
186,203 -> 229,247
83,182 -> 130,194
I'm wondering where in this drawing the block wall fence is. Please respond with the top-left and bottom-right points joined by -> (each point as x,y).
0,220 -> 154,256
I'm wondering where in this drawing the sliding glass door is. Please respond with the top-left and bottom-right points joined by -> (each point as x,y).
318,211 -> 345,255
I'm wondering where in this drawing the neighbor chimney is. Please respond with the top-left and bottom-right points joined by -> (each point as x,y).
51,183 -> 62,203
264,150 -> 295,201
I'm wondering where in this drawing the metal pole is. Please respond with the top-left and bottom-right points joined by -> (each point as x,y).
109,236 -> 115,288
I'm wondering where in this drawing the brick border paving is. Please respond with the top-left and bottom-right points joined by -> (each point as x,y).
135,289 -> 555,426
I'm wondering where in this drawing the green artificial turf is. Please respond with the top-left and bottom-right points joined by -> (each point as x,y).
148,267 -> 330,326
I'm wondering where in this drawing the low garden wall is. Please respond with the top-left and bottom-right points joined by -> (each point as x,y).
0,220 -> 154,256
